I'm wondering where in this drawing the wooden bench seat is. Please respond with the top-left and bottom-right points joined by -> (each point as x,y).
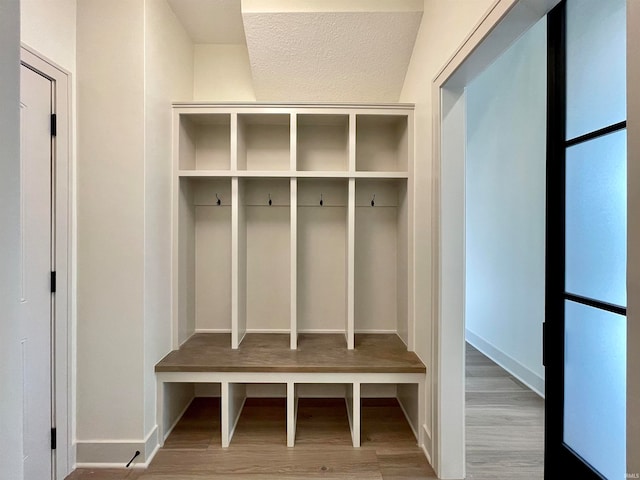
155,333 -> 426,449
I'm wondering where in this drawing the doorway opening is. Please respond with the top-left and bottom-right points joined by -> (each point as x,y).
430,1 -> 560,478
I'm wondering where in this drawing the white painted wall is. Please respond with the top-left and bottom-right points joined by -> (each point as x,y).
193,44 -> 256,101
76,0 -> 146,461
398,0 -> 494,457
20,0 -> 76,73
464,16 -> 546,396
143,0 -> 194,450
0,2 -> 23,478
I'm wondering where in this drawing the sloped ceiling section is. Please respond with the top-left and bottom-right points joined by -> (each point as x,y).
242,2 -> 422,102
166,0 -> 424,102
242,8 -> 423,102
167,0 -> 246,44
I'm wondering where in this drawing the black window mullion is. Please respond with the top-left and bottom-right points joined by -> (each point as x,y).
566,120 -> 627,147
564,292 -> 627,316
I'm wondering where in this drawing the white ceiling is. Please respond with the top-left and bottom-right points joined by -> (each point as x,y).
166,0 -> 423,102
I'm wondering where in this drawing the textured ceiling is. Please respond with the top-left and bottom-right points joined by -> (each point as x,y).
242,11 -> 422,102
166,0 -> 423,102
167,0 -> 246,44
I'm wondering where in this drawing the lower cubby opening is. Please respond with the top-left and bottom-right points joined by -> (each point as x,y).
295,398 -> 352,446
225,383 -> 287,447
231,397 -> 287,447
159,380 -> 422,453
360,398 -> 417,447
360,383 -> 420,447
163,396 -> 221,450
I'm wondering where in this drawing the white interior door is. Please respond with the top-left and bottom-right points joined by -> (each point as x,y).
20,63 -> 54,480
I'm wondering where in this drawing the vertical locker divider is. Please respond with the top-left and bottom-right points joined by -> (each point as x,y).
406,113 -> 415,351
231,114 -> 246,348
231,113 -> 239,348
231,177 -> 240,348
347,113 -> 357,349
290,178 -> 298,349
290,114 -> 298,349
171,110 -> 181,349
347,178 -> 356,349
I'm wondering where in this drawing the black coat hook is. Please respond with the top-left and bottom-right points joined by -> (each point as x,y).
371,194 -> 376,207
320,193 -> 324,207
268,193 -> 272,206
216,193 -> 221,206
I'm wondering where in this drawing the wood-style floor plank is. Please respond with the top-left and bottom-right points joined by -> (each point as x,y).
66,343 -> 543,480
294,398 -> 353,446
66,398 -> 435,480
465,343 -> 544,480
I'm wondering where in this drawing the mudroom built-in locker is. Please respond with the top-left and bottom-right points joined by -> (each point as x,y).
155,102 -> 425,449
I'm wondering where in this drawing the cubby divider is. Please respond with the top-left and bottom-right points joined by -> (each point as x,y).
221,381 -> 246,448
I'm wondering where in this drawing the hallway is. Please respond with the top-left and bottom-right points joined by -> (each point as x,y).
465,343 -> 545,480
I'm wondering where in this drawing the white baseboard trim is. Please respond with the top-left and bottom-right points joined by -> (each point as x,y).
246,328 -> 290,333
396,396 -> 419,442
420,441 -> 432,466
144,442 -> 160,469
142,426 -> 158,467
74,462 -> 146,470
75,425 -> 160,468
465,329 -> 545,397
420,424 -> 433,464
297,329 -> 346,334
194,328 -> 398,335
76,441 -> 147,467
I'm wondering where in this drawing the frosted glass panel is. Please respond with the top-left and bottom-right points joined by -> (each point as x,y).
565,130 -> 626,307
566,0 -> 626,140
564,301 -> 626,480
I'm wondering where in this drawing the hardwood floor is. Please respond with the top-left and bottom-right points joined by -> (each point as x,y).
65,343 -> 544,480
66,397 -> 437,480
465,343 -> 544,480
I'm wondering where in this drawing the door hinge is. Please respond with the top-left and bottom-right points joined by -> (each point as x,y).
51,113 -> 57,137
51,428 -> 56,450
51,271 -> 56,293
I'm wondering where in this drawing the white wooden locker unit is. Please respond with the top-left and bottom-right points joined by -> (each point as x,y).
159,102 -> 423,450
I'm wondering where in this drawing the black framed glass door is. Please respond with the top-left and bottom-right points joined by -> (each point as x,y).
545,1 -> 627,479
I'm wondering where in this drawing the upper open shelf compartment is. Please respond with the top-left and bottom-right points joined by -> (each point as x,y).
175,106 -> 411,176
356,115 -> 408,172
297,114 -> 349,172
178,113 -> 231,171
238,114 -> 291,171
